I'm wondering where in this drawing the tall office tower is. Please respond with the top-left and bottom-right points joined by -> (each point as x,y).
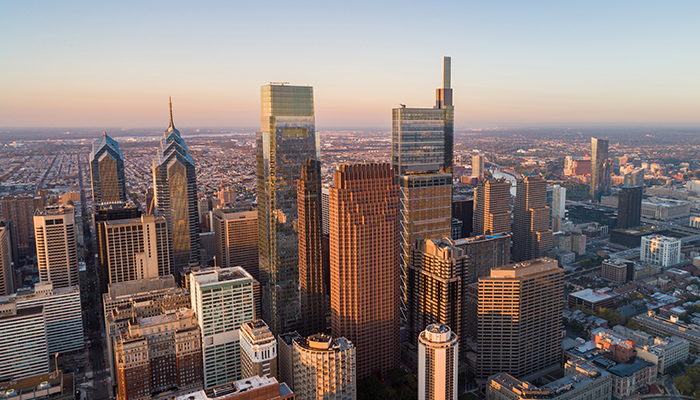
153,98 -> 200,275
551,185 -> 566,219
34,205 -> 79,289
189,267 -> 255,388
297,159 -> 325,336
0,305 -> 49,380
2,282 -> 83,354
90,131 -> 127,204
472,154 -> 485,180
451,198 -> 473,238
114,308 -> 203,400
453,234 -> 511,284
329,163 -> 400,379
257,83 -> 319,335
624,168 -> 645,187
321,186 -> 331,305
0,220 -> 13,296
477,258 -> 564,381
618,186 -> 643,229
103,276 -> 190,383
512,176 -> 553,262
292,334 -> 356,400
591,137 -> 610,201
406,238 -> 465,350
473,178 -> 512,236
239,320 -> 278,379
418,324 -> 458,400
277,332 -> 302,391
393,58 -> 454,316
212,208 -> 259,281
1,194 -> 44,263
99,214 -> 170,285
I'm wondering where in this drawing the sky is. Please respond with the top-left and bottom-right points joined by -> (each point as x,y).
1,1 -> 699,129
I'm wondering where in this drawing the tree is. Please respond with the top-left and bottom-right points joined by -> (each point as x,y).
686,364 -> 700,384
667,361 -> 686,376
675,375 -> 693,395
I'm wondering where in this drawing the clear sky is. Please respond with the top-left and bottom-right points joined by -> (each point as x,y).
1,1 -> 699,129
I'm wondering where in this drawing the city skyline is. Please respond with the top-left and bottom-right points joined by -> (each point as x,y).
2,2 -> 700,128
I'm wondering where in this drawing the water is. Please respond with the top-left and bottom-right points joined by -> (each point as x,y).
489,169 -> 517,196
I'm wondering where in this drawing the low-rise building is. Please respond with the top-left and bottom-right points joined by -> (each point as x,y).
641,199 -> 691,221
634,311 -> 700,352
175,376 -> 294,400
591,328 -> 636,363
568,289 -> 615,310
0,372 -> 75,400
635,336 -> 689,374
607,359 -> 656,398
601,259 -> 634,283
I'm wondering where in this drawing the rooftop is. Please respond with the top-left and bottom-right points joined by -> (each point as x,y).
569,288 -> 614,303
608,358 -> 654,377
488,257 -> 561,279
176,376 -> 288,400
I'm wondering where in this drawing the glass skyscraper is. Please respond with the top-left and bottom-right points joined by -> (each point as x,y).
257,84 -> 320,335
591,137 -> 611,201
90,131 -> 127,205
153,98 -> 200,275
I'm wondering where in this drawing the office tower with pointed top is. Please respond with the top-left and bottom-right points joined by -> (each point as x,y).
513,176 -> 553,262
393,57 -> 454,324
591,137 -> 611,201
473,178 -> 512,236
34,205 -> 79,289
330,163 -> 400,379
257,84 -> 319,335
90,131 -> 127,205
153,98 -> 200,275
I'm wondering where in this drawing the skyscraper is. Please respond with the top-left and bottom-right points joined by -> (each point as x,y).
239,320 -> 277,380
34,205 -> 79,289
472,154 -> 484,180
618,186 -> 643,229
512,176 -> 553,262
418,324 -> 458,400
90,131 -> 127,204
292,334 -> 356,400
257,83 -> 319,335
473,178 -> 511,236
94,204 -> 143,294
0,220 -> 14,296
297,159 -> 325,336
212,208 -> 259,281
0,305 -> 49,380
393,57 -> 454,324
330,163 -> 400,379
477,258 -> 564,381
551,184 -> 566,220
451,198 -> 473,238
1,194 -> 44,263
591,137 -> 611,201
189,267 -> 255,388
153,98 -> 200,275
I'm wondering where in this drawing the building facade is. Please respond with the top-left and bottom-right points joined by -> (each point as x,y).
418,324 -> 458,400
329,163 -> 400,379
212,208 -> 259,281
513,176 -> 553,262
257,84 -> 319,335
477,258 -> 564,381
641,234 -> 681,267
176,376 -> 294,400
590,137 -> 611,202
0,221 -> 13,296
34,206 -> 79,289
90,131 -> 127,204
1,194 -> 44,263
472,154 -> 484,180
0,305 -> 49,380
189,267 -> 255,388
292,334 -> 356,400
618,186 -> 643,229
473,178 -> 511,236
153,98 -> 200,275
239,320 -> 277,380
551,185 -> 566,220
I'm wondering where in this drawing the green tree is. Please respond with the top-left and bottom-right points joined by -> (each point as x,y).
686,364 -> 700,384
675,375 -> 693,395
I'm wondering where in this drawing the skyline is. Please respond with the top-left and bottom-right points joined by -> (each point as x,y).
1,1 -> 699,128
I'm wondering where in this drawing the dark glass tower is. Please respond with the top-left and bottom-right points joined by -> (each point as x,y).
153,98 -> 200,276
90,131 -> 127,205
591,137 -> 611,201
618,186 -> 643,229
257,84 -> 319,335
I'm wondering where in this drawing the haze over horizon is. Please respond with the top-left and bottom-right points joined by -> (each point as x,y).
1,1 -> 699,129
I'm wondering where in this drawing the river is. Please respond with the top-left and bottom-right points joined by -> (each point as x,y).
489,169 -> 517,196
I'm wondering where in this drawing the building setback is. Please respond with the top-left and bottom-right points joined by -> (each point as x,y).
330,163 -> 400,379
89,131 -> 127,204
513,176 -> 553,262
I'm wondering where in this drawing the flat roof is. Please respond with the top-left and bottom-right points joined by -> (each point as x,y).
569,288 -> 614,303
608,359 -> 653,377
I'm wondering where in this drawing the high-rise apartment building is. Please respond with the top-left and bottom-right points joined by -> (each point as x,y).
90,131 -> 127,204
454,234 -> 512,284
513,176 -> 553,262
1,194 -> 44,263
0,305 -> 49,380
189,267 -> 255,388
257,84 -> 319,335
618,186 -> 643,229
393,57 -> 454,323
472,154 -> 484,180
212,208 -> 258,281
292,334 -> 356,400
473,178 -> 511,236
406,238 -> 465,349
418,324 -> 458,400
591,137 -> 611,201
153,98 -> 200,275
34,206 -> 79,289
641,235 -> 681,267
103,275 -> 190,383
477,258 -> 564,381
0,221 -> 13,296
329,163 -> 400,379
239,320 -> 277,379
1,282 -> 83,354
551,185 -> 566,219
100,214 -> 170,285
297,159 -> 325,336
114,308 -> 203,400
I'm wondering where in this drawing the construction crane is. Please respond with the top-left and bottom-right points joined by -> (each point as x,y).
576,139 -> 589,158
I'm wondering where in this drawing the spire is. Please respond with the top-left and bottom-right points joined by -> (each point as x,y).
103,130 -> 107,137
168,96 -> 174,129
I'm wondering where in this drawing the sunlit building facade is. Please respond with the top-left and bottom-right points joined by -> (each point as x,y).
513,176 -> 553,262
591,137 -> 611,202
0,220 -> 13,296
418,324 -> 458,400
90,131 -> 127,205
473,178 -> 511,236
257,84 -> 319,335
34,205 -> 79,289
